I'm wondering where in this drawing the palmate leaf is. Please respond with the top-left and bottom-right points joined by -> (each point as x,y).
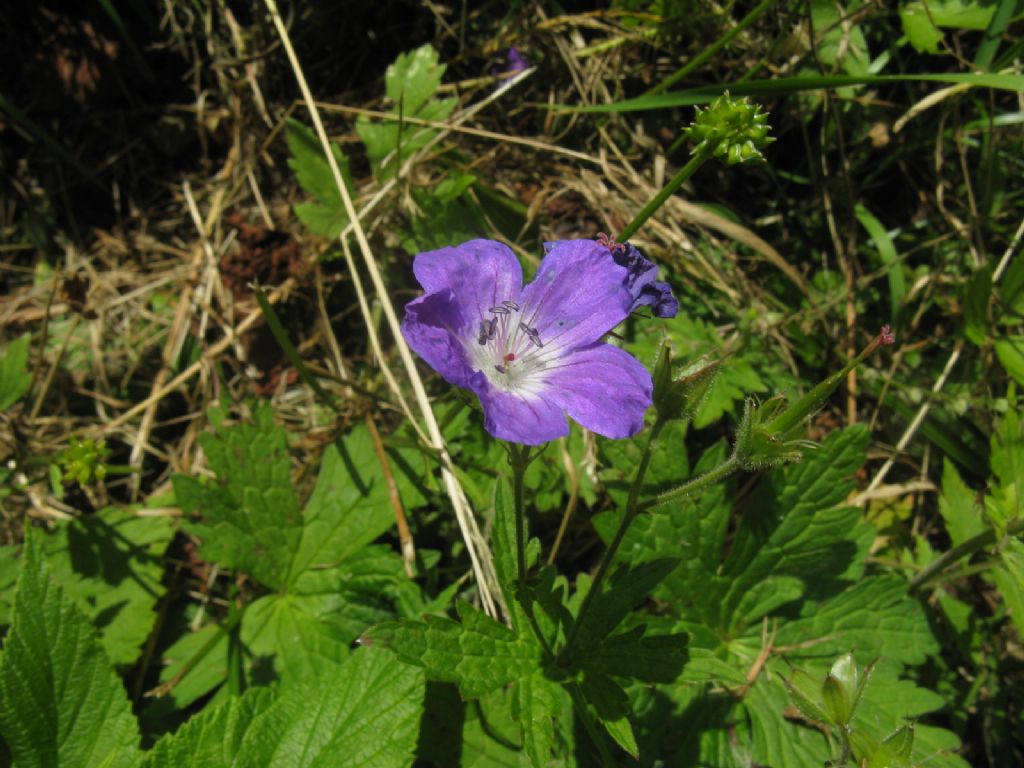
175,406 -> 302,590
0,530 -> 141,767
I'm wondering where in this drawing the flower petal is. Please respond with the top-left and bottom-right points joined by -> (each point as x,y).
413,240 -> 523,325
469,372 -> 568,445
542,343 -> 652,439
519,240 -> 632,354
401,289 -> 475,388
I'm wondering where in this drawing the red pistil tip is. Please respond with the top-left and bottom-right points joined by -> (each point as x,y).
504,352 -> 516,362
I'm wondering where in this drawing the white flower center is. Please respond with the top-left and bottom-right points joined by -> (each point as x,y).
467,300 -> 551,394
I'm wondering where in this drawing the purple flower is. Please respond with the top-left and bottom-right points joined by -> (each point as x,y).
594,236 -> 679,318
504,47 -> 529,74
402,239 -> 653,445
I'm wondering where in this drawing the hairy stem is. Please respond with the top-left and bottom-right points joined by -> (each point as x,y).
560,418 -> 667,660
618,147 -> 712,242
637,453 -> 741,514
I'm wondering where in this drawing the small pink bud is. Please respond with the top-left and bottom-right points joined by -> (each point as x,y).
878,325 -> 895,346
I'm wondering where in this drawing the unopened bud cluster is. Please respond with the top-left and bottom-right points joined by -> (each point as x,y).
59,437 -> 110,487
684,92 -> 774,164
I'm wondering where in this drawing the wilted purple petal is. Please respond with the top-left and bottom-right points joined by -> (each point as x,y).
597,240 -> 679,318
543,343 -> 652,438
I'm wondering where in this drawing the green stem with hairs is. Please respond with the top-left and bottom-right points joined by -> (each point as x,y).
637,453 -> 741,514
560,417 -> 668,660
617,146 -> 713,242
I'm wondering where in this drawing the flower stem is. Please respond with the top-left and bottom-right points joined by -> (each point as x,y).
560,418 -> 667,660
618,146 -> 713,242
636,453 -> 741,514
510,444 -> 531,592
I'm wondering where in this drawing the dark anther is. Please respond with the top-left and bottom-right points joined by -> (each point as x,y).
486,318 -> 498,340
519,322 -> 543,347
495,364 -> 507,374
490,305 -> 510,315
502,300 -> 520,311
477,321 -> 489,345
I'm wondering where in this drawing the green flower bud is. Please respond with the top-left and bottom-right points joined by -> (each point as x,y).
734,327 -> 894,468
652,343 -> 721,423
683,92 -> 775,164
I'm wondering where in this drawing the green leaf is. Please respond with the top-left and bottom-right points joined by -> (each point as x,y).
0,530 -> 141,767
141,688 -> 275,768
566,73 -> 1024,113
772,576 -> 938,665
572,559 -> 680,644
901,0 -> 997,54
286,118 -> 355,239
575,626 -> 689,685
241,593 -> 352,686
234,647 -> 424,767
289,426 -> 402,581
0,545 -> 20,626
939,458 -> 986,547
42,508 -> 174,666
514,672 -> 563,768
176,405 -> 302,589
386,44 -> 447,116
992,539 -> 1024,635
963,265 -> 993,345
0,333 -> 32,412
995,335 -> 1024,387
855,204 -> 906,326
363,601 -> 541,699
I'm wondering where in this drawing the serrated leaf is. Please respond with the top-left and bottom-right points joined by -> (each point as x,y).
572,558 -> 680,644
289,426 -> 402,581
234,646 -> 424,768
386,44 -> 447,115
241,593 -> 352,687
0,545 -> 20,626
579,673 -> 638,759
176,406 -> 302,589
286,118 -> 354,238
939,458 -> 986,547
364,600 -> 541,699
141,687 -> 274,768
992,539 -> 1024,635
514,672 -> 562,768
772,576 -> 938,665
995,336 -> 1024,387
575,626 -> 688,685
0,530 -> 141,767
42,508 -> 174,666
0,333 -> 32,412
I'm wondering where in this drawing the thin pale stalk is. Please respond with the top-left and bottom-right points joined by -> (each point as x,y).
909,517 -> 1024,592
263,0 -> 503,618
